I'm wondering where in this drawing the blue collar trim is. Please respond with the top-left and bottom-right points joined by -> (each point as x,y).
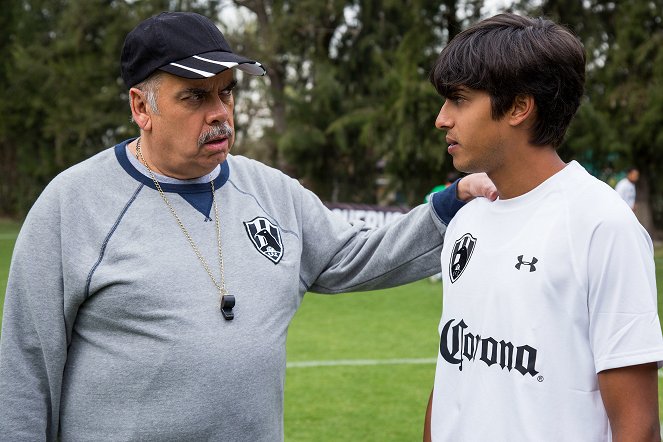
114,138 -> 230,218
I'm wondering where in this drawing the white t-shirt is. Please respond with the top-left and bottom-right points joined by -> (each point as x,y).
615,177 -> 636,209
431,161 -> 663,442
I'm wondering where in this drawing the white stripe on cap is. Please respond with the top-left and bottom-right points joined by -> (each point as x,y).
168,62 -> 215,77
193,55 -> 239,69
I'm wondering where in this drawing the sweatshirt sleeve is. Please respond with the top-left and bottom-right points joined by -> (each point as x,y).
0,187 -> 69,441
299,182 -> 465,293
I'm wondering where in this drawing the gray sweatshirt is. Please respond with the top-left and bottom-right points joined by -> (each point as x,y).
0,139 -> 463,441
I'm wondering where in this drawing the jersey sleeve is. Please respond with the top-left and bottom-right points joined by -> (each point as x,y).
587,212 -> 663,372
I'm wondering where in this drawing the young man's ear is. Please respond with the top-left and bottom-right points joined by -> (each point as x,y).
508,94 -> 535,127
129,88 -> 152,131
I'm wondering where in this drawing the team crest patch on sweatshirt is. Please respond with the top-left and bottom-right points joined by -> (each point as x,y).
243,217 -> 284,264
449,233 -> 476,283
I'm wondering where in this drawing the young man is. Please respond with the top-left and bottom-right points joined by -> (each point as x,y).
0,11 -> 496,441
424,13 -> 663,441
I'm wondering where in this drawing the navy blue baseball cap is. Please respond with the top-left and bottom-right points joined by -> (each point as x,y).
121,11 -> 265,88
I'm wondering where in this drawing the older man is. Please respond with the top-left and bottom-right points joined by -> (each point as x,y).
0,11 -> 496,441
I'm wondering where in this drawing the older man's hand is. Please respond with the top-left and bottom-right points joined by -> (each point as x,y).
457,173 -> 498,202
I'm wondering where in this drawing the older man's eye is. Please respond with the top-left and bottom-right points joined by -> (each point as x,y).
220,80 -> 238,97
181,95 -> 201,103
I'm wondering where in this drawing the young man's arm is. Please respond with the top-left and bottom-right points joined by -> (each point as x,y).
598,362 -> 660,441
423,389 -> 433,442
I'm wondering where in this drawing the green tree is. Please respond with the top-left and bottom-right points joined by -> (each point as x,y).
228,0 -> 346,173
1,0 -> 136,216
520,0 -> 663,235
231,0 -> 484,205
602,0 -> 663,234
0,1 -> 21,216
0,0 -> 223,218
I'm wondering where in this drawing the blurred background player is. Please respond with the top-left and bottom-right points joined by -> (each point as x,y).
615,167 -> 639,211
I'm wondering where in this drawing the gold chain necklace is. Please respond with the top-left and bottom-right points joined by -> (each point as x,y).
135,138 -> 235,320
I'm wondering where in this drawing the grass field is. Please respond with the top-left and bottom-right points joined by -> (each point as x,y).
1,219 -> 662,439
284,280 -> 443,441
0,220 -> 20,323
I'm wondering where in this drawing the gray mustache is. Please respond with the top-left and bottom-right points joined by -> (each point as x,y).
199,123 -> 233,146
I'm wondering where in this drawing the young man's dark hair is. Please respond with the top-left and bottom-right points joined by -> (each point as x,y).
429,13 -> 585,148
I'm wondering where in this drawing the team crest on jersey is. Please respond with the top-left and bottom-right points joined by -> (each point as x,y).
243,217 -> 284,264
449,233 -> 477,283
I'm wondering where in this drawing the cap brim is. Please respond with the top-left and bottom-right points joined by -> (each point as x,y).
159,50 -> 266,79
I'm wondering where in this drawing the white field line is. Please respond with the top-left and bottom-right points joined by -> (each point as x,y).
288,362 -> 663,372
286,357 -> 436,368
289,362 -> 663,371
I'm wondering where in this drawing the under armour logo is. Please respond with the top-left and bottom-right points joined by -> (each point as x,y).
515,255 -> 538,272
